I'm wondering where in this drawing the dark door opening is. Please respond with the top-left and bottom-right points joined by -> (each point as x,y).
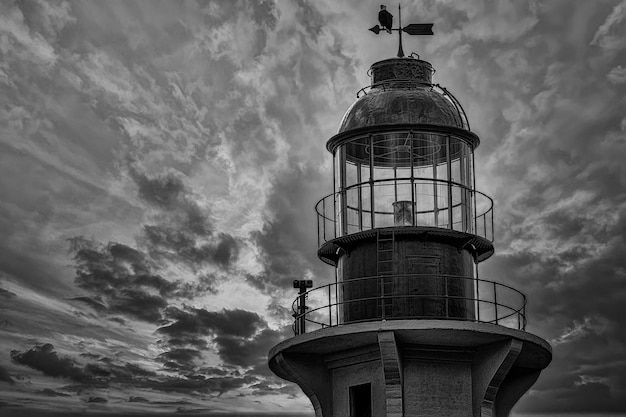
350,383 -> 372,417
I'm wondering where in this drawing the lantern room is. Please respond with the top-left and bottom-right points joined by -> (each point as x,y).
307,57 -> 499,328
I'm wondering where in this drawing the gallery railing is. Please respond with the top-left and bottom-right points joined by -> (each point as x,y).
292,274 -> 526,335
315,178 -> 494,246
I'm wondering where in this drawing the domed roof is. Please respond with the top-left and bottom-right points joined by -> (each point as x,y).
338,58 -> 468,133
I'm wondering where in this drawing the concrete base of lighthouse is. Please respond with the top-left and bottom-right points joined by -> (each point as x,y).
268,321 -> 551,417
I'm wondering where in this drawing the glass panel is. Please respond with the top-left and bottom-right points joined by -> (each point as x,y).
346,161 -> 358,188
361,185 -> 372,229
345,187 -> 360,235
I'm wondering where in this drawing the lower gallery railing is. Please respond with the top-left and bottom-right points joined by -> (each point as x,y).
292,274 -> 526,335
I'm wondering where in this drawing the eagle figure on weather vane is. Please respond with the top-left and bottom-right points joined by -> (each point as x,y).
369,4 -> 434,57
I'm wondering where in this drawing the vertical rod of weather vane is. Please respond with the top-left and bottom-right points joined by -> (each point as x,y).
397,4 -> 404,57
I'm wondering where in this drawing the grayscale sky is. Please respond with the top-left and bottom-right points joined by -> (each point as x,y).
1,0 -> 625,415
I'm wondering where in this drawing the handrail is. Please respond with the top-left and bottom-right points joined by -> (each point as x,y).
315,177 -> 494,244
291,274 -> 527,335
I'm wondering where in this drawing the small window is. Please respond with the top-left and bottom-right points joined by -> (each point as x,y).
350,383 -> 372,417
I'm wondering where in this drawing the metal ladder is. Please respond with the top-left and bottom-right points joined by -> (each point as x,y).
377,230 -> 395,318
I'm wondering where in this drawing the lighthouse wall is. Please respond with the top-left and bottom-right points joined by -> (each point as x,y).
338,237 -> 475,323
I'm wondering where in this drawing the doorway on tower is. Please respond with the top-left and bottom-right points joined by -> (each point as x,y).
349,383 -> 372,417
402,256 -> 445,317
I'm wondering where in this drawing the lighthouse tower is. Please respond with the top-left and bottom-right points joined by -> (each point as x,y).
268,55 -> 551,417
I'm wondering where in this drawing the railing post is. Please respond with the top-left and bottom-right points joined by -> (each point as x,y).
294,280 -> 313,334
336,279 -> 339,325
380,275 -> 385,320
483,214 -> 487,239
317,205 -> 321,247
299,289 -> 306,334
322,198 -> 327,241
328,285 -> 332,327
493,281 -> 498,325
444,274 -> 449,318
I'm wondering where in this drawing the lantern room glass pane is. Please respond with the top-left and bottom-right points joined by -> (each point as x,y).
333,132 -> 476,237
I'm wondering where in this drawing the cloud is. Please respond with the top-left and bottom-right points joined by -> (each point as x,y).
607,65 -> 626,84
130,170 -> 240,271
214,328 -> 283,368
0,365 -> 15,385
591,0 -> 626,53
72,240 -> 171,323
157,306 -> 287,371
87,396 -> 107,403
10,343 -> 90,382
0,0 -> 59,66
128,396 -> 149,403
158,348 -> 202,371
575,375 -> 611,387
160,307 -> 265,340
0,286 -> 17,299
39,388 -> 71,397
551,316 -> 611,345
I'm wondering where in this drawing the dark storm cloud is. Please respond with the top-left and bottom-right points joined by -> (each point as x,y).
73,242 -> 169,323
157,306 -> 286,369
214,328 -> 283,368
87,396 -> 107,403
130,170 -> 211,234
129,170 -> 240,271
132,170 -> 185,209
159,307 -> 264,340
158,348 -> 202,371
8,341 -> 257,398
248,165 -> 329,293
10,343 -> 90,383
134,373 -> 257,397
0,287 -> 17,298
70,296 -> 107,312
143,226 -> 239,269
71,238 -> 201,323
128,396 -> 149,403
0,364 -> 15,385
485,212 -> 626,411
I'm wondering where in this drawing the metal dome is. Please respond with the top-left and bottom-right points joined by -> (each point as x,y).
338,58 -> 469,133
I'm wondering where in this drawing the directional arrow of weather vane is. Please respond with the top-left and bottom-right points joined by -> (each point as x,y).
369,4 -> 434,58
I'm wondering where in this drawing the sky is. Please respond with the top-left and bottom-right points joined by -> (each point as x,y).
0,0 -> 625,415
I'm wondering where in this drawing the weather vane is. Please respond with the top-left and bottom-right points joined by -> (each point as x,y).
369,4 -> 434,58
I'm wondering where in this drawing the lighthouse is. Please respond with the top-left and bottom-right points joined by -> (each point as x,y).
268,52 -> 551,417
